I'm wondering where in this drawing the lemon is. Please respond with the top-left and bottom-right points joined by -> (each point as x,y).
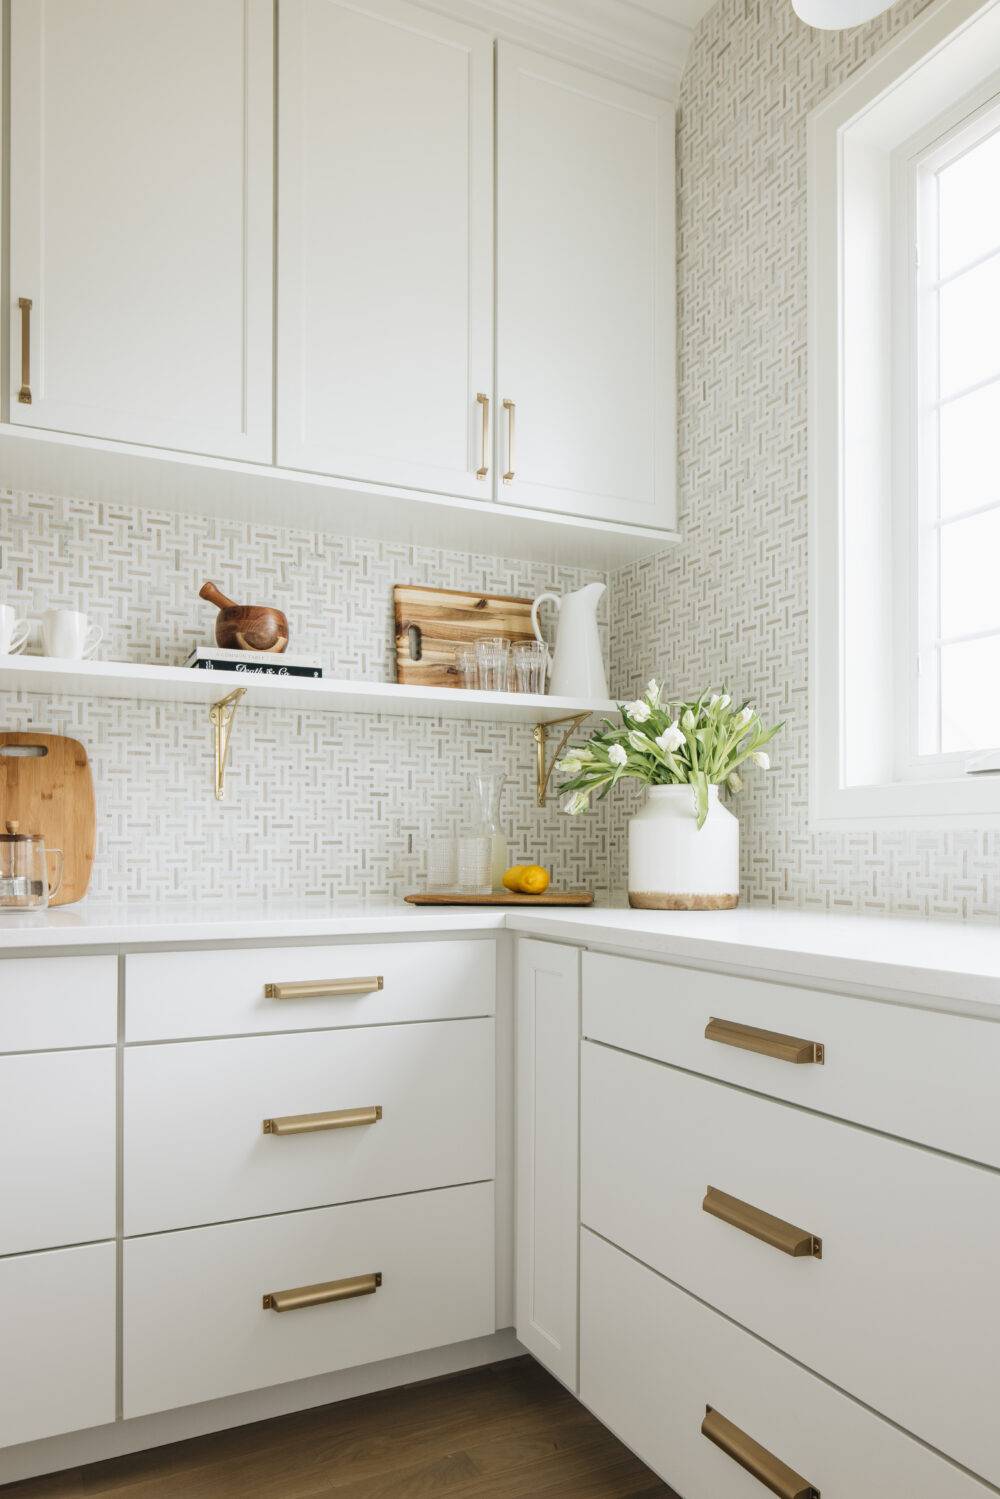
502,865 -> 527,892
519,865 -> 550,895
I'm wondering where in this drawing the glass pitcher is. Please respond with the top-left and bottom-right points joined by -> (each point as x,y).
0,821 -> 64,910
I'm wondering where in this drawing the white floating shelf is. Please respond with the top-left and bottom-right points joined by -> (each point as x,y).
0,654 -> 616,725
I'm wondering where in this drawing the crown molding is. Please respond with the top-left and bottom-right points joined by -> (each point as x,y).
417,0 -> 709,97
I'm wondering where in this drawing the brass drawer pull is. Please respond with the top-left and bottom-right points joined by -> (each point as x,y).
17,297 -> 32,404
265,976 -> 384,1000
706,1017 -> 824,1065
702,1407 -> 820,1498
263,1271 -> 382,1313
502,397 -> 515,482
703,1186 -> 822,1259
476,391 -> 490,478
262,1105 -> 382,1135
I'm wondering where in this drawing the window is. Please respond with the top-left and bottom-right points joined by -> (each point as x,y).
902,103 -> 1000,766
810,0 -> 1000,828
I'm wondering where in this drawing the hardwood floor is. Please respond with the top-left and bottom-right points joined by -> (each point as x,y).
1,1358 -> 678,1499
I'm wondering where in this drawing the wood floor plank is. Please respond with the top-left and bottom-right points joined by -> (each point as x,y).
0,1358 -> 676,1499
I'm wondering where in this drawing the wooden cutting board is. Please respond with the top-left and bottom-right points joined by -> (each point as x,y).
405,891 -> 594,906
0,732 -> 95,905
393,585 -> 536,688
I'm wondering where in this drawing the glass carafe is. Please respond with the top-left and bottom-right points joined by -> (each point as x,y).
0,821 -> 64,910
469,770 -> 508,892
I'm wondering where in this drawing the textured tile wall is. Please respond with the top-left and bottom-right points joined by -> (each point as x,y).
0,488 -> 612,903
609,0 -> 1000,922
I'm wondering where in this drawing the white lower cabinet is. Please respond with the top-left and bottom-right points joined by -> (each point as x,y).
514,939 -> 580,1390
0,1048 -> 116,1254
123,1181 -> 495,1418
582,1039 -> 1000,1482
0,1242 -> 116,1448
581,1229 -> 987,1499
124,1018 -> 494,1234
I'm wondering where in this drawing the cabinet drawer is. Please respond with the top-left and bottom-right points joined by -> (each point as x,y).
584,950 -> 1000,1166
126,939 -> 495,1041
0,1242 -> 116,1448
581,1229 -> 988,1499
0,1049 -> 116,1253
124,1018 -> 494,1234
0,955 -> 117,1052
123,1181 -> 495,1417
582,1041 -> 1000,1484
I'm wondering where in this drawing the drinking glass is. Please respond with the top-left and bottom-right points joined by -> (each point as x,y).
475,637 -> 510,693
455,646 -> 479,690
426,836 -> 457,891
513,640 -> 548,694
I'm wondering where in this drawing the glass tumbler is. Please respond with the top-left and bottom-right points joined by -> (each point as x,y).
455,646 -> 479,690
475,637 -> 510,693
426,837 -> 457,891
513,640 -> 549,694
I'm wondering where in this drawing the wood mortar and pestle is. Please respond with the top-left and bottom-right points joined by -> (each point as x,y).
199,582 -> 289,653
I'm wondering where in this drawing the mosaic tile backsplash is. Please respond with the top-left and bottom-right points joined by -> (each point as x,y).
608,0 -> 1000,923
0,488 -> 612,902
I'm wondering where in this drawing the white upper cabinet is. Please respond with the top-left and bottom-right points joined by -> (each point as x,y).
8,0 -> 274,461
496,45 -> 676,530
277,0 -> 494,498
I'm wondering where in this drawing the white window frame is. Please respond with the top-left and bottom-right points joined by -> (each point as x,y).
809,0 -> 1000,830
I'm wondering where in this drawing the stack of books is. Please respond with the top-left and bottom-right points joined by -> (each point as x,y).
184,646 -> 324,679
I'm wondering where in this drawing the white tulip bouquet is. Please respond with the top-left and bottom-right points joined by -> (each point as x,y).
557,681 -> 783,829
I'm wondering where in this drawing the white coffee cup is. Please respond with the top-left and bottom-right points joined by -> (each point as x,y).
41,608 -> 103,661
0,604 -> 30,656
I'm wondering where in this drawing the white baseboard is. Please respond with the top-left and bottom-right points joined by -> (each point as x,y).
0,1329 -> 523,1485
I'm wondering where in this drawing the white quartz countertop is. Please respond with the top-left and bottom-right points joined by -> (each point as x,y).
3,898 -> 1000,1012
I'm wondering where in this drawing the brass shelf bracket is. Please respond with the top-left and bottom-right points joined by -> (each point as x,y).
209,686 -> 247,801
533,712 -> 590,807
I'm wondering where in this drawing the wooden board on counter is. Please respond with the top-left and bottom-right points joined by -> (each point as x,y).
394,585 -> 536,688
0,732 -> 95,905
405,891 -> 594,907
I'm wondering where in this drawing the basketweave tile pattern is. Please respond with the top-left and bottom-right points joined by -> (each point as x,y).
608,0 -> 1000,924
0,488 -> 613,903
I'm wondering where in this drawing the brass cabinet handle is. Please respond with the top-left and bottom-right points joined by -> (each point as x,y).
705,1017 -> 824,1065
703,1186 -> 822,1259
264,976 -> 384,1000
262,1105 -> 382,1135
702,1408 -> 820,1498
502,398 -> 515,482
476,392 -> 490,478
17,297 -> 32,405
262,1271 -> 382,1313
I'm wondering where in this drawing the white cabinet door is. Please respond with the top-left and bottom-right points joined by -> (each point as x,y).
8,0 -> 273,460
515,938 -> 579,1390
0,1243 -> 116,1448
124,1183 -> 495,1417
496,45 -> 676,529
0,1049 -> 116,1254
277,0 -> 493,497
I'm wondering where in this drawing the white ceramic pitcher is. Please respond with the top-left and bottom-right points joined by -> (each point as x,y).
531,582 -> 609,699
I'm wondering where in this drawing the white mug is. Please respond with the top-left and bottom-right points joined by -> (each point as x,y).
0,604 -> 29,656
41,608 -> 102,661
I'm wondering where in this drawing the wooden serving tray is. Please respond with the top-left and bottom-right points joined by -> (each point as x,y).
393,585 -> 536,688
405,891 -> 594,906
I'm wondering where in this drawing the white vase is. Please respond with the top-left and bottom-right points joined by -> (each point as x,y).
628,784 -> 739,910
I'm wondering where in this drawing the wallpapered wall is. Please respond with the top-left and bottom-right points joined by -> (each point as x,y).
0,489 -> 612,902
609,0 -> 1000,922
